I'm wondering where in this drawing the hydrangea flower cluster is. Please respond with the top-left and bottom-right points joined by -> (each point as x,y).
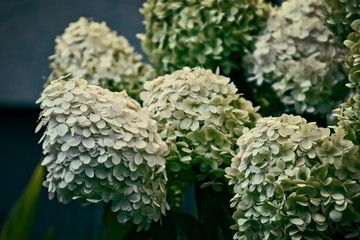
36,77 -> 169,230
138,0 -> 270,75
48,17 -> 155,101
322,0 -> 360,43
226,114 -> 360,239
335,19 -> 360,146
244,0 -> 347,116
141,67 -> 260,203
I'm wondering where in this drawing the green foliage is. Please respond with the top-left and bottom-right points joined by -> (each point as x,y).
48,17 -> 155,101
0,164 -> 44,240
138,0 -> 270,75
226,114 -> 360,239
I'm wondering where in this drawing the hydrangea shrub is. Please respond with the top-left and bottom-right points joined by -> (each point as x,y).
335,19 -> 360,146
36,77 -> 169,230
244,0 -> 347,116
48,17 -> 155,101
141,67 -> 260,204
226,114 -> 360,239
138,0 -> 270,75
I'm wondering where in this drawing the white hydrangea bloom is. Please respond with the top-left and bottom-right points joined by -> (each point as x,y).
244,0 -> 347,116
48,17 -> 155,101
141,67 -> 260,204
138,0 -> 270,75
36,77 -> 169,230
226,114 -> 360,239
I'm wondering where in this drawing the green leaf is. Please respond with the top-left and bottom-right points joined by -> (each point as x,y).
197,173 -> 208,182
0,164 -> 44,240
167,161 -> 182,172
211,182 -> 223,192
200,182 -> 213,189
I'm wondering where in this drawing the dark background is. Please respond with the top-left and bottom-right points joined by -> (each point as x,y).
0,0 -> 145,239
0,0 -> 282,239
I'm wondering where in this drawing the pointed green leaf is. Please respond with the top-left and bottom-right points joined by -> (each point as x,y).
0,164 -> 44,240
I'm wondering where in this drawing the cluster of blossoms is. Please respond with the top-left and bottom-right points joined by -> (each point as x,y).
48,17 -> 155,101
322,0 -> 360,43
244,0 -> 347,116
35,1 -> 360,236
141,67 -> 260,204
138,0 -> 270,75
335,19 -> 360,146
226,114 -> 360,239
36,77 -> 169,230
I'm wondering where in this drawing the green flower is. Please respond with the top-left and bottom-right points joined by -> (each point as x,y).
244,0 -> 348,117
138,0 -> 270,75
226,114 -> 360,239
141,66 -> 260,206
48,17 -> 155,101
334,19 -> 360,146
36,77 -> 169,230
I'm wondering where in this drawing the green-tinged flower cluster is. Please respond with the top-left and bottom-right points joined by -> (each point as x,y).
226,114 -> 360,239
141,67 -> 260,204
322,0 -> 360,43
138,0 -> 270,75
36,77 -> 169,230
48,17 -> 155,101
244,0 -> 347,116
335,19 -> 360,146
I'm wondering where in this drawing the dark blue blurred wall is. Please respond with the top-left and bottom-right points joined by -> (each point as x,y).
0,1 -> 145,239
0,0 -> 146,108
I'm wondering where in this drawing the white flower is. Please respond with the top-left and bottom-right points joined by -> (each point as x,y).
226,114 -> 360,239
138,0 -> 270,74
244,0 -> 347,116
36,77 -> 169,230
141,66 -> 260,205
48,17 -> 155,101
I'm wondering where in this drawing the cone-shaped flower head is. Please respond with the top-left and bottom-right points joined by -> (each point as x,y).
141,67 -> 260,204
335,19 -> 360,146
226,114 -> 360,239
138,0 -> 270,75
36,77 -> 169,230
244,0 -> 347,116
48,17 -> 155,101
322,0 -> 360,43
